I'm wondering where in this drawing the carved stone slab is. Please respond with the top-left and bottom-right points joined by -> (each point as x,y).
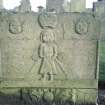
0,12 -> 99,103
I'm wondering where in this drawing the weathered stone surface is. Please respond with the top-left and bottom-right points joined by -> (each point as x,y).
0,12 -> 98,81
0,0 -> 103,104
0,11 -> 99,104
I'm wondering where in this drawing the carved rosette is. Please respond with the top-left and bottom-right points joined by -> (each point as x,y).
75,18 -> 88,35
38,12 -> 57,29
9,19 -> 23,34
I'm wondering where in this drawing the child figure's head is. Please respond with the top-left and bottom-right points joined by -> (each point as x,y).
40,29 -> 55,43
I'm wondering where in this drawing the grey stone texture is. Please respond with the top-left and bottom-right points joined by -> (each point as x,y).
0,0 -> 104,104
0,12 -> 99,104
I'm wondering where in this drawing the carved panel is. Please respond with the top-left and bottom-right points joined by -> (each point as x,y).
19,88 -> 96,104
0,12 -> 99,104
75,18 -> 88,35
30,29 -> 68,81
61,13 -> 99,40
0,13 -> 98,81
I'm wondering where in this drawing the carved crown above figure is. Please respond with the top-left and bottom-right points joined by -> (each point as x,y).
38,12 -> 58,29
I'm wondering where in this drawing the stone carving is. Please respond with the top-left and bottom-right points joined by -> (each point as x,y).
31,29 -> 67,80
9,19 -> 23,34
38,12 -> 57,29
26,88 -> 72,102
20,88 -> 96,104
0,1 -> 100,104
36,12 -> 67,81
75,18 -> 88,35
39,29 -> 58,80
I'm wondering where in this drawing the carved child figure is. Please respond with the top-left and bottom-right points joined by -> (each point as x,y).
39,29 -> 66,80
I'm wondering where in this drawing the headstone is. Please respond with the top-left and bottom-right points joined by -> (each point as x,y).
70,0 -> 86,12
46,0 -> 66,13
0,0 -> 101,105
93,0 -> 105,17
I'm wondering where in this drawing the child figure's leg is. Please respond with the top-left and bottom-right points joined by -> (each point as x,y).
43,73 -> 48,80
50,74 -> 54,81
41,73 -> 54,81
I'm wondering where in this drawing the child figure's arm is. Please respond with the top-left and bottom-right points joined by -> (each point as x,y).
39,44 -> 45,58
53,44 -> 57,59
